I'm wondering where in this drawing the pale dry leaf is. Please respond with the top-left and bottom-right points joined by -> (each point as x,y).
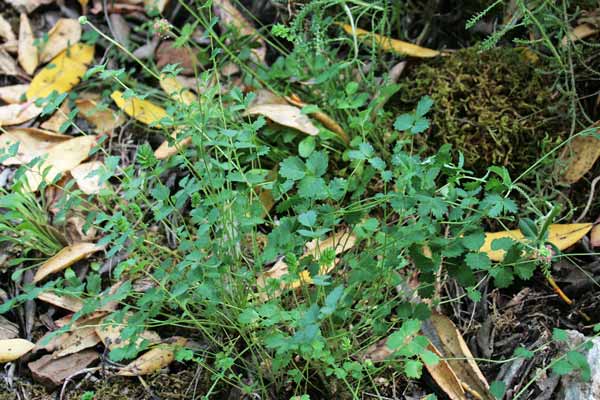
18,13 -> 38,75
118,337 -> 187,376
159,74 -> 196,105
27,43 -> 95,100
33,242 -> 103,283
132,36 -> 159,60
0,316 -> 19,340
37,291 -> 84,312
213,0 -> 265,63
40,101 -> 69,132
70,160 -> 107,194
0,84 -> 29,104
1,39 -> 18,54
558,134 -> 600,184
34,331 -> 70,353
0,15 -> 16,42
0,102 -> 43,126
154,129 -> 191,159
0,48 -> 19,76
0,127 -> 70,165
481,223 -> 592,262
6,0 -> 54,13
40,19 -> 82,63
562,24 -> 599,46
75,96 -> 124,133
250,89 -> 287,107
54,311 -> 109,329
24,135 -> 97,191
28,350 -> 99,387
0,338 -> 35,362
144,0 -> 169,13
590,224 -> 600,248
53,326 -> 101,358
422,343 -> 466,400
245,104 -> 319,136
286,93 -> 349,144
65,214 -> 98,243
95,313 -> 161,351
109,14 -> 130,48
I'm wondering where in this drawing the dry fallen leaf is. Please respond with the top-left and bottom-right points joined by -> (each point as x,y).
0,127 -> 70,165
558,134 -> 600,184
286,93 -> 349,144
0,316 -> 19,340
155,41 -> 198,75
28,350 -> 99,386
0,338 -> 35,362
53,326 -> 101,358
118,337 -> 187,376
421,313 -> 493,400
37,291 -> 84,312
590,224 -> 600,248
245,104 -> 319,136
144,0 -> 169,13
340,24 -> 441,58
154,129 -> 191,159
18,13 -> 38,75
40,101 -> 69,132
0,49 -> 19,76
213,0 -> 265,63
0,15 -> 16,43
111,90 -> 167,127
75,96 -> 125,133
27,43 -> 95,100
562,23 -> 599,46
70,160 -> 107,194
0,84 -> 29,104
33,242 -> 103,283
6,0 -> 54,13
0,102 -> 43,126
24,135 -> 97,191
423,343 -> 468,400
40,19 -> 82,63
95,313 -> 162,351
480,223 -> 592,262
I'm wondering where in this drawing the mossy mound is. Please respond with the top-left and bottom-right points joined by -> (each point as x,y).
390,47 -> 570,177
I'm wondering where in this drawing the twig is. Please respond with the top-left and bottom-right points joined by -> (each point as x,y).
575,174 -> 600,222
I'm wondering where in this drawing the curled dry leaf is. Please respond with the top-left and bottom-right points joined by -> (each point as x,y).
0,102 -> 43,126
562,24 -> 599,46
558,133 -> 600,184
75,96 -> 125,133
24,135 -> 97,192
33,242 -> 103,283
111,90 -> 167,127
480,223 -> 592,262
0,84 -> 29,104
27,43 -> 95,100
213,0 -> 265,63
0,15 -> 16,43
286,93 -> 350,144
117,337 -> 187,376
95,313 -> 162,351
0,338 -> 35,362
70,160 -> 107,194
18,13 -> 38,75
245,104 -> 319,136
39,19 -> 82,63
37,291 -> 84,312
340,24 -> 441,58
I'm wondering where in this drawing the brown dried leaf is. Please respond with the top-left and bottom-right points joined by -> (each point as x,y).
95,313 -> 161,351
70,161 -> 107,194
156,41 -> 198,75
245,104 -> 319,136
34,331 -> 70,352
39,19 -> 82,63
118,337 -> 187,376
590,224 -> 600,247
0,127 -> 70,165
0,338 -> 35,362
33,242 -> 103,283
0,102 -> 42,126
75,96 -> 124,134
286,94 -> 349,144
37,291 -> 84,312
28,350 -> 99,387
40,101 -> 69,132
558,134 -> 600,184
0,84 -> 29,104
53,326 -> 101,358
562,24 -> 599,46
18,13 -> 38,75
0,316 -> 19,340
213,0 -> 265,63
422,344 -> 466,400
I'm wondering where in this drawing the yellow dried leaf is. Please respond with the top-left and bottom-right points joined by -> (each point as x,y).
111,90 -> 167,127
18,13 -> 38,75
0,127 -> 70,165
340,24 -> 441,58
0,103 -> 42,127
75,96 -> 125,133
159,74 -> 196,105
0,338 -> 35,362
118,337 -> 187,376
0,84 -> 29,104
33,242 -> 103,283
154,129 -> 191,159
245,104 -> 319,136
24,135 -> 97,191
558,134 -> 600,184
70,161 -> 107,194
27,43 -> 95,100
40,19 -> 82,63
95,313 -> 162,351
480,223 -> 592,262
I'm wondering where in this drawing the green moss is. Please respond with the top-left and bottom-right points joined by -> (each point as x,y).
390,47 -> 570,177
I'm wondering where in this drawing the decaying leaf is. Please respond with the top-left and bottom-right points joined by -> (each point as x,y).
95,313 -> 162,351
155,41 -> 198,75
562,24 -> 599,46
558,134 -> 600,184
34,331 -> 70,353
111,90 -> 167,127
18,13 -> 38,75
0,102 -> 43,126
0,84 -> 29,104
40,101 -> 69,132
0,15 -> 16,43
340,24 -> 442,58
75,96 -> 125,133
117,337 -> 187,376
24,135 -> 97,191
480,223 -> 592,262
0,127 -> 70,165
70,161 -> 107,194
27,43 -> 95,100
286,93 -> 350,144
245,104 -> 319,136
213,0 -> 265,63
0,316 -> 19,340
421,313 -> 493,400
40,19 -> 82,63
422,343 -> 466,400
0,338 -> 35,362
37,291 -> 84,312
33,242 -> 103,283
53,326 -> 101,358
28,350 -> 99,386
